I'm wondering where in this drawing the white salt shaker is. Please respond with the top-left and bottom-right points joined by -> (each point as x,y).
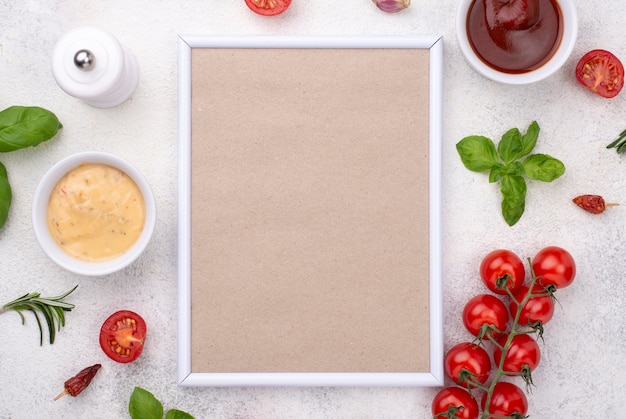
52,26 -> 139,108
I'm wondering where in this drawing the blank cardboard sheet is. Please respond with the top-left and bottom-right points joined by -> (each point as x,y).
178,36 -> 444,385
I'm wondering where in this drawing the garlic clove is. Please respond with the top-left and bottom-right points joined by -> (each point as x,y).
372,0 -> 411,13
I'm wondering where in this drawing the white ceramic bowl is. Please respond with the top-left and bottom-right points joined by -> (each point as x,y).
456,0 -> 578,84
32,151 -> 156,276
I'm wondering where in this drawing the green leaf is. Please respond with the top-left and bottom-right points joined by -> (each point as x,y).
489,163 -> 505,183
606,128 -> 626,153
166,409 -> 195,419
500,175 -> 527,226
456,135 -> 499,172
1,285 -> 77,345
497,127 -> 523,164
505,161 -> 524,177
522,154 -> 565,182
519,121 -> 540,159
0,106 -> 62,152
129,387 -> 163,419
0,162 -> 11,229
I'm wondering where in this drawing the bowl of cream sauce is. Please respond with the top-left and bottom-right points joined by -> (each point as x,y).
32,151 -> 156,276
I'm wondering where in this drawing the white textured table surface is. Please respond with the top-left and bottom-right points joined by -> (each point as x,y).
1,1 -> 625,418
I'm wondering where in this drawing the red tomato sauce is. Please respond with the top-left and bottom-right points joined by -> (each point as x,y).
466,0 -> 563,73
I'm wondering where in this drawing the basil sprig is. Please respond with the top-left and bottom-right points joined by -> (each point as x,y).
456,121 -> 565,226
129,387 -> 194,419
0,106 -> 62,229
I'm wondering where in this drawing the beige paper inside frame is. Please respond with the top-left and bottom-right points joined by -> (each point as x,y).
190,47 -> 431,373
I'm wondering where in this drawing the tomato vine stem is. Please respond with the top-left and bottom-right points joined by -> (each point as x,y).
478,258 -> 540,419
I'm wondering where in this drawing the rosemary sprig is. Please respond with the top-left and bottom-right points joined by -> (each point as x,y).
0,285 -> 78,345
606,128 -> 626,154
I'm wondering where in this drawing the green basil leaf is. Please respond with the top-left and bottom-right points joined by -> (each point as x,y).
129,387 -> 163,419
500,175 -> 527,226
505,161 -> 524,177
166,409 -> 195,419
497,128 -> 523,164
456,135 -> 499,172
519,121 -> 539,159
0,106 -> 62,152
489,163 -> 505,183
522,154 -> 565,182
502,196 -> 526,226
0,162 -> 11,229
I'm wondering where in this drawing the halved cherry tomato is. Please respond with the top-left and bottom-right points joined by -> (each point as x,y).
244,0 -> 291,16
480,249 -> 525,295
532,246 -> 576,289
462,294 -> 509,339
432,386 -> 479,419
444,342 -> 492,388
481,382 -> 528,418
99,310 -> 147,363
575,49 -> 624,98
509,283 -> 555,325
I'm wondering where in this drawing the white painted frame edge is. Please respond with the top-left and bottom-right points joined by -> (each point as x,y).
177,34 -> 444,387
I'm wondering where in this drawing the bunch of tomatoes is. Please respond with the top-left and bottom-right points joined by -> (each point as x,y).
431,246 -> 576,419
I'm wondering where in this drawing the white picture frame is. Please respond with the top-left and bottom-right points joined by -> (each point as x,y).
177,35 -> 444,387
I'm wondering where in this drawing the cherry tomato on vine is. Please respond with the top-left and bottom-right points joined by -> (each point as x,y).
244,0 -> 291,16
444,342 -> 492,388
510,283 -> 555,325
481,381 -> 528,418
99,310 -> 147,363
480,249 -> 525,295
493,333 -> 541,375
432,386 -> 479,419
462,294 -> 509,338
532,246 -> 576,289
575,49 -> 624,98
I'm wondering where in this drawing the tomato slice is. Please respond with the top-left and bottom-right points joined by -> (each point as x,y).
575,49 -> 624,98
244,0 -> 291,16
99,310 -> 147,363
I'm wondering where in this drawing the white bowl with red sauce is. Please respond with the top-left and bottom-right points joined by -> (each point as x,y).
32,151 -> 156,276
456,0 -> 577,84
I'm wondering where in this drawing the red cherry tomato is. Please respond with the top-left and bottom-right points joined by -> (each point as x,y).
532,246 -> 576,288
244,0 -> 291,16
480,249 -> 525,295
444,342 -> 492,388
575,49 -> 624,98
432,386 -> 479,419
462,294 -> 509,338
493,333 -> 541,375
99,310 -> 147,363
481,382 -> 528,418
509,283 -> 555,325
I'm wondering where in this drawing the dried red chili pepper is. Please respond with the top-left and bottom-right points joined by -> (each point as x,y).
572,194 -> 618,214
54,363 -> 101,401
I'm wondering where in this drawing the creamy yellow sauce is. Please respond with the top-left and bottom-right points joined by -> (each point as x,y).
47,163 -> 146,262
